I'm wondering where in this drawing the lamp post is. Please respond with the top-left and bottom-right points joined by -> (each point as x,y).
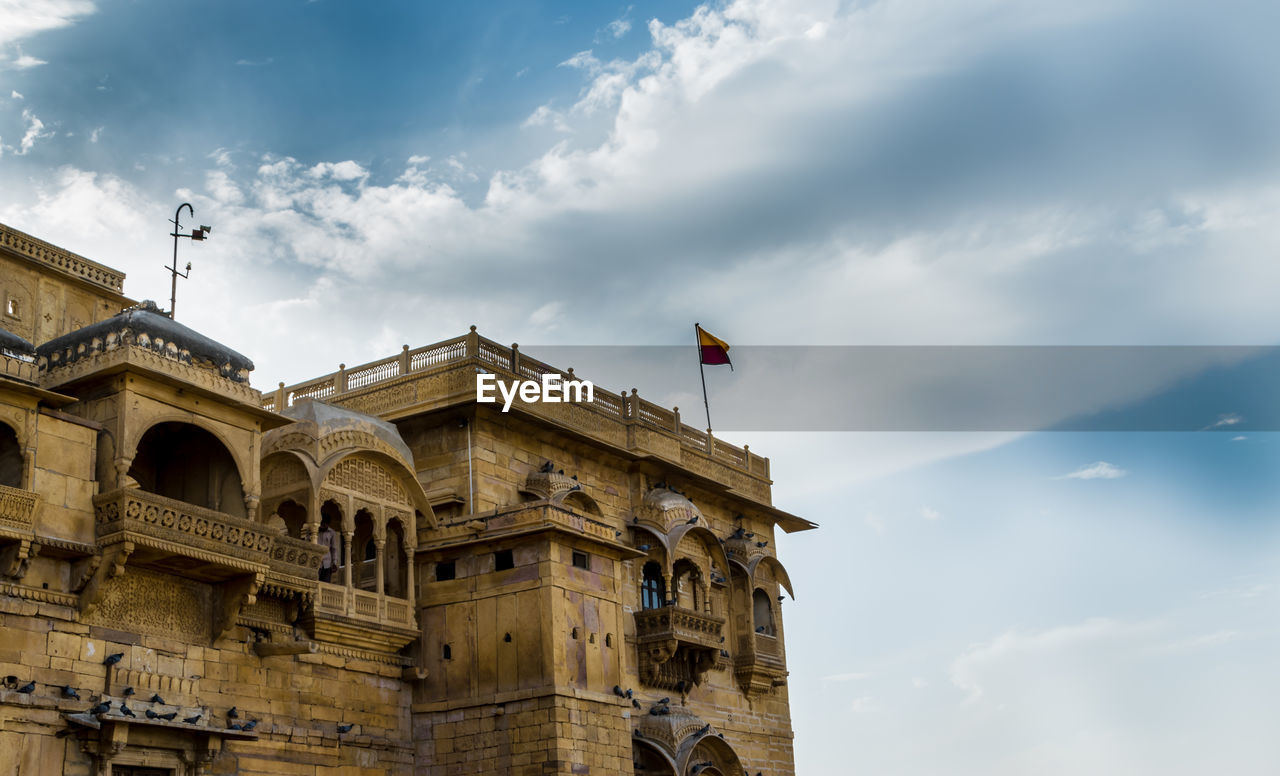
167,203 -> 211,320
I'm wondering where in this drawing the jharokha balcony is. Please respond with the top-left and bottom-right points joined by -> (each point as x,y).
301,581 -> 418,654
0,483 -> 39,534
634,605 -> 726,693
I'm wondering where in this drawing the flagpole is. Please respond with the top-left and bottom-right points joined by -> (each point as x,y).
696,322 -> 712,431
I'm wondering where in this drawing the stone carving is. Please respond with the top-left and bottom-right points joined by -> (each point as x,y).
0,483 -> 39,531
263,454 -> 309,493
86,565 -> 210,642
325,456 -> 409,506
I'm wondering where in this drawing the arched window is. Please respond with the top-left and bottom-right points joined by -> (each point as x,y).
129,422 -> 244,516
753,588 -> 776,636
0,423 -> 21,488
641,561 -> 665,610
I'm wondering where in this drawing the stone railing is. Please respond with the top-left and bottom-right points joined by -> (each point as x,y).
266,328 -> 772,491
93,489 -> 273,572
1,353 -> 37,384
0,221 -> 126,293
0,484 -> 39,532
313,580 -> 415,628
268,533 -> 326,580
634,605 -> 725,651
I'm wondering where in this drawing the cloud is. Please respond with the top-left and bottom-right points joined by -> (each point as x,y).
12,53 -> 46,68
920,506 -> 942,521
1205,413 -> 1243,430
522,104 -> 571,132
598,7 -> 633,41
9,90 -> 20,99
307,160 -> 368,182
0,1 -> 95,48
1058,461 -> 1127,480
1231,435 -> 1247,441
88,126 -> 102,143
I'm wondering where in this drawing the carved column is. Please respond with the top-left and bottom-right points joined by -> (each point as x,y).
405,544 -> 416,608
114,457 -> 133,489
342,531 -> 354,589
374,538 -> 386,597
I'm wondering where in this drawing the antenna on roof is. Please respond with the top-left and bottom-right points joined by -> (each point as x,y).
166,202 -> 211,320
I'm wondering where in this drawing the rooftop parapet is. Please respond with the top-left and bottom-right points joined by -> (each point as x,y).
267,327 -> 777,505
0,221 -> 126,294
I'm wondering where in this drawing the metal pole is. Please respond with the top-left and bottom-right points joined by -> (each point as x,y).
696,323 -> 711,432
169,203 -> 194,319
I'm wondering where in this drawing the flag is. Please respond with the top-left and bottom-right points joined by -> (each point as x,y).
697,325 -> 732,369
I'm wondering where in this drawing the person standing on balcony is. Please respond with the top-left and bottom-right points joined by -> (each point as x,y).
318,516 -> 340,583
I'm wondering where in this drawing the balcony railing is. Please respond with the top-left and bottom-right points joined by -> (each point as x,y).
264,330 -> 772,487
0,484 -> 39,533
634,605 -> 725,651
313,581 -> 415,629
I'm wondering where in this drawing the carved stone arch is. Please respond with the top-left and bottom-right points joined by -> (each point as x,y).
632,737 -> 678,775
630,523 -> 671,573
557,488 -> 601,516
0,418 -> 23,488
677,732 -> 744,776
318,449 -> 437,529
261,450 -> 316,495
748,555 -> 795,600
670,525 -> 731,583
126,414 -> 253,497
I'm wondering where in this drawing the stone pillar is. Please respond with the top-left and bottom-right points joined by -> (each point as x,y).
375,539 -> 386,597
343,531 -> 354,589
405,545 -> 416,607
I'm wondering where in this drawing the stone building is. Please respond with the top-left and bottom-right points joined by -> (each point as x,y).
0,220 -> 815,776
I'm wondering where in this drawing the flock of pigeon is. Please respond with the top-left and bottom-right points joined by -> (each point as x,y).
10,650 -> 355,738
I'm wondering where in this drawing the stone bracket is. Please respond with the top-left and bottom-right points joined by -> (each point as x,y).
79,542 -> 133,618
252,637 -> 317,657
214,572 -> 264,642
0,538 -> 38,580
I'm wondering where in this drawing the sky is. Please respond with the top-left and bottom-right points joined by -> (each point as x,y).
3,1 -> 1279,773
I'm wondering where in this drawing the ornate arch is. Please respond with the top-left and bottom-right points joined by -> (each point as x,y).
748,555 -> 795,600
126,414 -> 252,493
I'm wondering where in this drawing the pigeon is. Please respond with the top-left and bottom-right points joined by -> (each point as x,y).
227,706 -> 239,718
89,702 -> 111,715
557,469 -> 564,475
539,461 -> 554,473
612,685 -> 626,698
120,704 -> 135,718
228,723 -> 242,731
720,649 -> 730,657
745,532 -> 755,539
631,516 -> 639,524
571,474 -> 578,481
158,712 -> 177,721
777,595 -> 785,602
184,713 -> 201,724
756,626 -> 766,633
637,544 -> 650,552
719,636 -> 725,643
686,516 -> 698,525
631,699 -> 641,709
625,688 -> 633,698
695,724 -> 711,737
337,723 -> 354,734
569,483 -> 581,492
241,719 -> 258,731
150,694 -> 165,704
16,681 -> 35,694
122,686 -> 135,696
145,709 -> 159,719
718,732 -> 725,739
614,530 -> 623,538
654,480 -> 668,490
756,540 -> 769,548
633,728 -> 643,737
731,527 -> 745,539
103,653 -> 124,666
648,707 -> 660,716
62,685 -> 80,699
658,697 -> 670,705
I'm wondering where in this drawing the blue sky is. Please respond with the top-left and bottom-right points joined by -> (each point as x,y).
3,1 -> 1279,773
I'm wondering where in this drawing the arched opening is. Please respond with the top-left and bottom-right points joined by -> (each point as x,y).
641,561 -> 666,610
752,588 -> 776,637
277,499 -> 307,539
385,517 -> 407,598
353,509 -> 376,591
129,422 -> 245,516
672,559 -> 702,612
0,423 -> 22,488
632,739 -> 677,775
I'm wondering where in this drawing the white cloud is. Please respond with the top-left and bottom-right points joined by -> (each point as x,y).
1058,461 -> 1127,480
307,160 -> 368,182
10,90 -> 22,99
522,104 -> 571,132
89,126 -> 102,143
1205,413 -> 1242,429
12,53 -> 45,68
16,108 -> 49,154
0,1 -> 95,48
920,506 -> 941,521
1231,435 -> 1247,441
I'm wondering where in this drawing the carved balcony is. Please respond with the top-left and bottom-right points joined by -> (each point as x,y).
0,483 -> 40,579
733,632 -> 788,696
92,488 -> 273,582
634,606 -> 725,693
299,581 -> 418,654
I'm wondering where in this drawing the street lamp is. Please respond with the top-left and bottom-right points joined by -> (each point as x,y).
167,203 -> 211,320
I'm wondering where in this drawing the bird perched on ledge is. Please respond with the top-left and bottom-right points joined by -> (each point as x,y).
120,704 -> 135,717
184,713 -> 202,724
16,681 -> 35,694
337,723 -> 354,734
88,702 -> 110,715
103,653 -> 124,667
62,685 -> 79,699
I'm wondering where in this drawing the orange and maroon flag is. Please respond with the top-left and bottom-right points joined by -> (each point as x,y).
697,325 -> 732,369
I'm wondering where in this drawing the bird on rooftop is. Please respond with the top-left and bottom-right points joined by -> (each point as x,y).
120,703 -> 135,718
158,712 -> 177,721
337,723 -> 354,734
88,701 -> 110,715
686,516 -> 698,525
16,681 -> 35,694
122,686 -> 135,696
731,527 -> 745,539
103,653 -> 124,666
756,541 -> 768,548
695,724 -> 711,737
631,699 -> 641,709
755,626 -> 766,633
613,685 -> 626,697
539,461 -> 554,473
657,697 -> 669,705
62,685 -> 79,699
614,530 -> 623,538
145,709 -> 159,719
228,723 -> 242,730
777,595 -> 785,602
571,474 -> 578,481
625,688 -> 633,698
241,719 -> 258,731
637,544 -> 650,552
569,483 -> 582,492
557,469 -> 564,475
150,693 -> 164,704
654,480 -> 668,489
184,713 -> 201,724
227,706 -> 239,718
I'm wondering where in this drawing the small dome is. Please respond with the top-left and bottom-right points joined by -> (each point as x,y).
281,399 -> 414,466
639,487 -> 702,527
0,325 -> 35,360
37,301 -> 254,382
